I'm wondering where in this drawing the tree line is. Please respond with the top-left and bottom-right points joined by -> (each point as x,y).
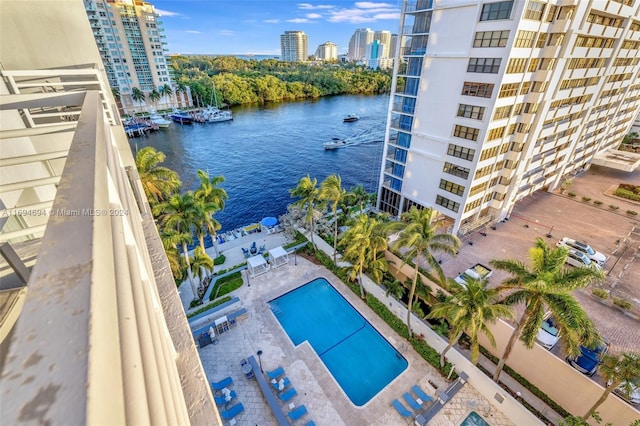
170,56 -> 392,107
289,173 -> 639,425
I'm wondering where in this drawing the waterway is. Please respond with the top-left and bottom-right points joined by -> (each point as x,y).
129,94 -> 389,232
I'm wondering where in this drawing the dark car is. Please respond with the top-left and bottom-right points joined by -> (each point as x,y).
567,340 -> 609,376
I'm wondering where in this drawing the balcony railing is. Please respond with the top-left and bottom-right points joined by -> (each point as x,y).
0,68 -> 217,425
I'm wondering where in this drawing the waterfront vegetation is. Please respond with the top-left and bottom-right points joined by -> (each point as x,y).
170,56 -> 392,106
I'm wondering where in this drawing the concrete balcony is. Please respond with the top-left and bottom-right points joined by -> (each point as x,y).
0,68 -> 218,425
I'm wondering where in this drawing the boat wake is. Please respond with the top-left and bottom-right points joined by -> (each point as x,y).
341,123 -> 386,146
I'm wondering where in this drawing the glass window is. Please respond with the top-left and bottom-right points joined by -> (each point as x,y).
461,82 -> 494,98
439,179 -> 466,196
436,195 -> 460,212
473,30 -> 510,48
479,1 -> 514,21
453,125 -> 480,141
457,104 -> 486,120
447,144 -> 476,161
514,30 -> 536,48
524,1 -> 546,21
468,58 -> 502,73
443,162 -> 470,179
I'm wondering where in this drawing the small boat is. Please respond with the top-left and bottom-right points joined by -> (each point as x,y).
148,110 -> 172,128
203,105 -> 233,123
169,109 -> 193,124
343,114 -> 360,122
323,138 -> 347,150
123,118 -> 151,137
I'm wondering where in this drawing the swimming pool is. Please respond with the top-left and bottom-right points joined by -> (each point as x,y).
269,277 -> 408,406
460,411 -> 490,426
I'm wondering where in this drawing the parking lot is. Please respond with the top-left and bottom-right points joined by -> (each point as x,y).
440,165 -> 640,355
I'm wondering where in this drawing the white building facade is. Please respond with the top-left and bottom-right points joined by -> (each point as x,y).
280,30 -> 308,62
348,28 -> 374,61
315,41 -> 339,60
378,0 -> 640,235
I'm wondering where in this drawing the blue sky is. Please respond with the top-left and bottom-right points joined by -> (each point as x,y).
152,1 -> 402,55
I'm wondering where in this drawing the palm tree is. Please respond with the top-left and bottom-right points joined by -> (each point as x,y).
160,228 -> 188,283
190,247 -> 214,297
582,351 -> 640,420
131,87 -> 145,113
290,175 -> 320,249
384,277 -> 406,300
153,192 -> 200,298
490,237 -> 604,382
135,147 -> 181,205
149,89 -> 161,109
389,206 -> 461,338
194,171 -> 227,257
427,277 -> 513,367
160,84 -> 173,109
340,214 -> 384,298
350,184 -> 369,214
319,174 -> 349,263
175,83 -> 187,107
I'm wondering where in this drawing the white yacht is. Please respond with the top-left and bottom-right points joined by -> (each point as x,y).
148,110 -> 172,128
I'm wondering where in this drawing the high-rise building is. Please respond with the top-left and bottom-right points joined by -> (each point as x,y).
389,33 -> 400,59
374,30 -> 392,58
84,0 -> 186,114
366,40 -> 392,69
315,41 -> 339,61
379,0 -> 640,235
280,30 -> 308,62
0,0 -> 216,423
348,28 -> 374,61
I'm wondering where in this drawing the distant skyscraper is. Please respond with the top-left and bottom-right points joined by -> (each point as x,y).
389,33 -> 399,59
374,30 -> 392,58
315,41 -> 338,61
84,0 -> 183,113
280,30 -> 308,62
348,28 -> 373,61
366,40 -> 392,70
379,0 -> 640,235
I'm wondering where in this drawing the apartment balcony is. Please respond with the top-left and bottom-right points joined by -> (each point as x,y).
0,68 -> 217,424
548,18 -> 570,33
404,0 -> 433,13
542,45 -> 561,58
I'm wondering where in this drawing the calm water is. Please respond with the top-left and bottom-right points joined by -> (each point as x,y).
269,278 -> 407,406
130,94 -> 389,231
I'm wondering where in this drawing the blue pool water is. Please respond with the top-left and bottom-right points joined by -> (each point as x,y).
269,278 -> 408,406
460,411 -> 490,426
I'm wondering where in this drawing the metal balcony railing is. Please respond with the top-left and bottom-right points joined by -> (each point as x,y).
0,69 -> 217,425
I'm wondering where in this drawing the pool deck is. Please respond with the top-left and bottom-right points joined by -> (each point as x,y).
197,256 -> 515,426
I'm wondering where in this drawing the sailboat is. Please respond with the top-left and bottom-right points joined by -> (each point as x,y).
203,82 -> 233,123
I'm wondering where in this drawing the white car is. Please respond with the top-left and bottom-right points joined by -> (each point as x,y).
557,237 -> 607,266
612,380 -> 640,405
565,249 -> 602,270
535,314 -> 560,350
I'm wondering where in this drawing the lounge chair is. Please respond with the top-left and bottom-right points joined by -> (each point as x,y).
210,376 -> 233,391
304,422 -> 316,426
392,399 -> 412,418
287,405 -> 308,421
278,387 -> 298,402
403,392 -> 423,411
220,402 -> 244,420
266,367 -> 285,379
214,390 -> 237,405
271,377 -> 291,391
412,385 -> 433,402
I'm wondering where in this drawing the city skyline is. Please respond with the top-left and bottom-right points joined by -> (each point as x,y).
153,0 -> 401,55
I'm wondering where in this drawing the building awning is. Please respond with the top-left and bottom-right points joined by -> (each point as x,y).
591,149 -> 640,172
268,246 -> 289,269
247,255 -> 269,278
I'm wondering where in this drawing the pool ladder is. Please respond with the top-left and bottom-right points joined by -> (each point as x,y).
270,304 -> 284,317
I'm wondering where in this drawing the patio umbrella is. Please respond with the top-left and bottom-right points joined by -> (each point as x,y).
261,217 -> 278,227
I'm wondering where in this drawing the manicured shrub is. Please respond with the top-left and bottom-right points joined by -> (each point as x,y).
188,296 -> 232,318
209,271 -> 243,300
609,204 -> 619,210
581,196 -> 591,202
567,191 -> 576,197
614,187 -> 640,202
613,297 -> 632,310
214,254 -> 226,265
592,288 -> 609,299
626,210 -> 638,216
593,200 -> 603,206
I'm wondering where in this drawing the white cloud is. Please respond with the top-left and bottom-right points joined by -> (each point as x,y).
287,18 -> 310,23
298,3 -> 335,9
264,19 -> 280,23
354,2 -> 394,9
306,13 -> 322,19
328,3 -> 399,23
372,12 -> 400,20
154,8 -> 181,17
185,30 -> 201,34
218,30 -> 234,36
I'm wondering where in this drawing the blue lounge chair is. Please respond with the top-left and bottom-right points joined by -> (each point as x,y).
278,387 -> 298,402
287,405 -> 308,421
220,402 -> 244,420
266,367 -> 285,380
214,390 -> 237,405
210,376 -> 233,391
412,385 -> 433,402
392,399 -> 412,418
403,392 -> 423,411
304,422 -> 316,426
271,376 -> 291,390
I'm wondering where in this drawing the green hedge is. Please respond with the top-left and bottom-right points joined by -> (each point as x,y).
209,271 -> 243,301
214,254 -> 226,265
592,288 -> 609,299
614,187 -> 640,201
187,296 -> 232,318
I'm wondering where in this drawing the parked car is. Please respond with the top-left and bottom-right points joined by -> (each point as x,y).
612,380 -> 640,405
454,263 -> 493,287
535,313 -> 560,350
565,249 -> 602,270
557,237 -> 607,266
567,339 -> 609,376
